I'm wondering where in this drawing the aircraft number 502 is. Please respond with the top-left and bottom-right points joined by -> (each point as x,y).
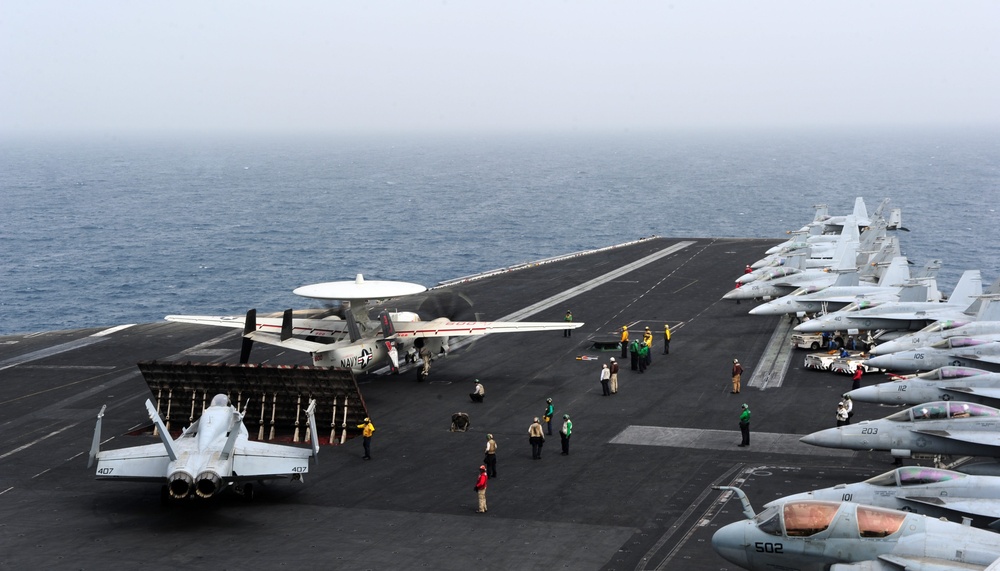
754,542 -> 783,554
861,428 -> 878,434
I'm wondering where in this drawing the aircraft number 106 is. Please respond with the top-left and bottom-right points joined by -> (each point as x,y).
754,542 -> 783,554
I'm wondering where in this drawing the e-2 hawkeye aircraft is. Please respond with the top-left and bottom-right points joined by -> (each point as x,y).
89,394 -> 319,502
712,486 -> 1000,571
166,274 -> 582,375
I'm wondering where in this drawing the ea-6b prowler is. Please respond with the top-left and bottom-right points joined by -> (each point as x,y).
711,486 -> 1000,570
166,274 -> 582,376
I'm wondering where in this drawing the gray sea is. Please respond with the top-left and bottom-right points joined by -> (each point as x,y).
2,128 -> 998,335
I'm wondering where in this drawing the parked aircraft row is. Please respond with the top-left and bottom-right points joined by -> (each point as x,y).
713,199 -> 1000,569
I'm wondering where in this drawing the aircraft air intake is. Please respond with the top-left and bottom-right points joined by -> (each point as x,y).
195,471 -> 222,498
168,472 -> 193,499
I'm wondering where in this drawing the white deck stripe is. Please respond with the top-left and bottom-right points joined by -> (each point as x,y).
610,425 -> 855,457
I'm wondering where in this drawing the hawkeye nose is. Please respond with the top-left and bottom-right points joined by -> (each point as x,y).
711,521 -> 751,568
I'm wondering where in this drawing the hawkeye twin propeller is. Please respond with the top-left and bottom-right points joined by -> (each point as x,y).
166,274 -> 582,375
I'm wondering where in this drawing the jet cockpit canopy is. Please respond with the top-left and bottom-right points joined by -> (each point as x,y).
886,401 -> 1000,422
863,466 -> 966,487
753,501 -> 906,539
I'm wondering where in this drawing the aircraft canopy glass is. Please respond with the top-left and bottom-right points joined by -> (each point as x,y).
932,337 -> 991,349
920,320 -> 967,334
782,501 -> 839,537
948,402 -> 998,418
856,505 -> 905,538
210,394 -> 229,407
886,401 -> 1000,421
863,470 -> 899,487
896,466 -> 964,486
754,505 -> 782,536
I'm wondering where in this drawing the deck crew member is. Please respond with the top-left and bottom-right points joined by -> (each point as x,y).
642,327 -> 653,366
470,379 -> 485,402
357,417 -> 375,460
560,414 -> 573,455
609,357 -> 619,394
544,398 -> 554,435
474,465 -> 488,513
731,358 -> 743,394
484,434 -> 498,478
528,417 -> 545,459
620,326 -> 629,359
842,394 -> 854,424
564,310 -> 573,337
637,342 -> 648,373
738,404 -> 751,447
663,324 -> 671,355
629,339 -> 640,370
599,363 -> 611,396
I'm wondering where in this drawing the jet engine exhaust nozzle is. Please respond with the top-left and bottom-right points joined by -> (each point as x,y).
168,472 -> 194,499
195,472 -> 222,499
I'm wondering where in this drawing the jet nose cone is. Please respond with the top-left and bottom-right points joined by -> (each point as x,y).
794,320 -> 824,333
711,522 -> 750,568
869,342 -> 895,356
723,289 -> 739,300
800,427 -> 841,449
748,303 -> 779,316
864,355 -> 892,370
846,385 -> 879,403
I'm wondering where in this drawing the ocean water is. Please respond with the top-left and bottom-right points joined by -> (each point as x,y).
1,129 -> 998,335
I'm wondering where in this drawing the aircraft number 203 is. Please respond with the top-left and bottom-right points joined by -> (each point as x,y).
754,542 -> 783,554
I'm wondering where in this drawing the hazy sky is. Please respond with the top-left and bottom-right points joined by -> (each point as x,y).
2,1 -> 998,135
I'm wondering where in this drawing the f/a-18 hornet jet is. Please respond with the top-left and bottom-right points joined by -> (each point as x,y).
800,400 -> 1000,461
89,394 -> 319,501
166,274 -> 582,376
711,486 -> 1000,570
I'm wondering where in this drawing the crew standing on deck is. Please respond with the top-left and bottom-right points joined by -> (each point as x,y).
599,363 -> 611,396
419,347 -> 432,381
564,310 -> 573,337
842,394 -> 854,424
629,338 -> 640,370
637,342 -> 648,373
470,379 -> 485,402
609,357 -> 619,394
852,366 -> 863,390
836,401 -> 848,427
529,417 -> 545,459
642,327 -> 653,366
357,417 -> 375,460
731,358 -> 744,394
663,324 -> 671,355
738,404 -> 751,447
474,465 -> 488,513
544,398 -> 554,435
620,326 -> 629,359
484,434 -> 498,478
560,414 -> 573,455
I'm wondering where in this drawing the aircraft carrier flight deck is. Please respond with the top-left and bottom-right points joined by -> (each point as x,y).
0,236 -> 913,570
